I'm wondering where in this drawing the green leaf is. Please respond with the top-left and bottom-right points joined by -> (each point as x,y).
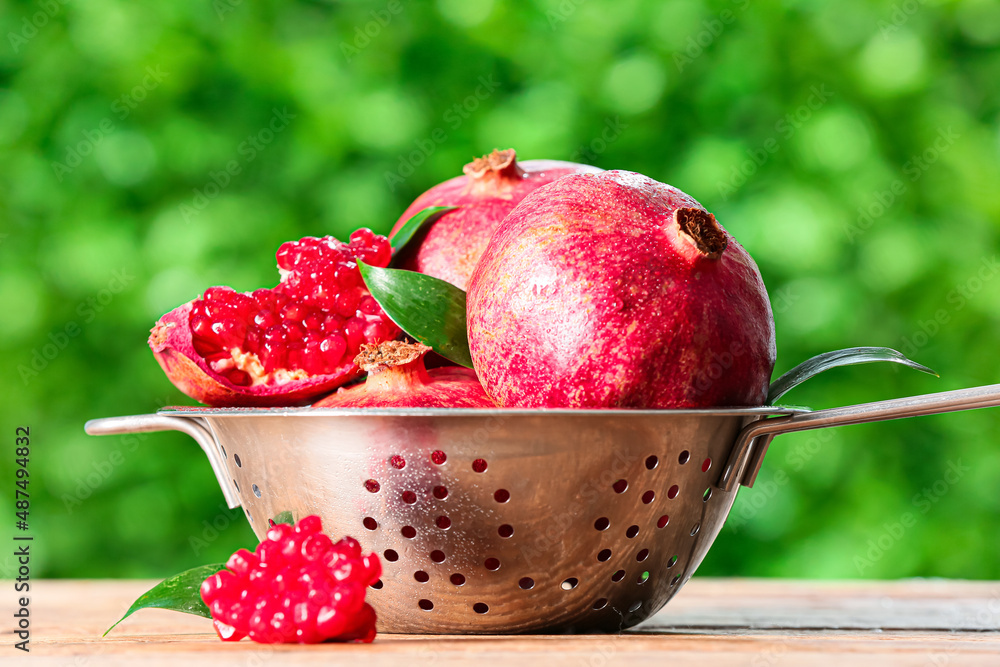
104,563 -> 225,636
389,206 -> 456,263
358,262 -> 473,369
271,510 -> 294,526
767,346 -> 938,404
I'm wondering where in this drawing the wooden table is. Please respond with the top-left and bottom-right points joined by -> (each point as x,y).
9,579 -> 1000,665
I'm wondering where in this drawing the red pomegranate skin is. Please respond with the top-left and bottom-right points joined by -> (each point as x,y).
466,170 -> 776,409
389,149 -> 601,290
313,341 -> 496,408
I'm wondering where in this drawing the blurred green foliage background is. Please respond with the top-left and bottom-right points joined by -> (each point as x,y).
1,0 -> 999,581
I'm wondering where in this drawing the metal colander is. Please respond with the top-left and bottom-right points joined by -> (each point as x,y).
85,382 -> 1000,633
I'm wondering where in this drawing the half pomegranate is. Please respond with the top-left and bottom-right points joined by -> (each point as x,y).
149,229 -> 401,407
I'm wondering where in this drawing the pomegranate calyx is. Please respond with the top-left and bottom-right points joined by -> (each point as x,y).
675,207 -> 728,259
462,149 -> 525,194
355,340 -> 432,374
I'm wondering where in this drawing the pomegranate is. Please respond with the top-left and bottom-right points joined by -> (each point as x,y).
313,341 -> 495,408
150,230 -> 400,407
389,148 -> 601,290
466,170 -> 776,409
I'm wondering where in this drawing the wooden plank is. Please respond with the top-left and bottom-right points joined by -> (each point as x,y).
6,578 -> 999,666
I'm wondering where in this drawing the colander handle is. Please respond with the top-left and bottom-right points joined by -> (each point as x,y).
718,382 -> 1000,492
84,414 -> 242,509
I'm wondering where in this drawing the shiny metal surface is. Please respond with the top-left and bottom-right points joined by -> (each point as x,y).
84,383 -> 1000,634
86,407 -> 790,633
719,383 -> 1000,491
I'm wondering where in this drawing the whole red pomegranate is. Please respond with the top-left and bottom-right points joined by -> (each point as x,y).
150,230 -> 400,407
466,170 -> 776,409
313,341 -> 495,408
389,148 -> 600,290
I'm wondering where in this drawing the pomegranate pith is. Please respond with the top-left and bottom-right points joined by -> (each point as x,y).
389,148 -> 601,290
150,229 -> 400,407
313,340 -> 495,408
466,170 -> 776,409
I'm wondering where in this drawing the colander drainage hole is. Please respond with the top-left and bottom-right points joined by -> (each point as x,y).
431,450 -> 447,465
402,491 -> 417,504
370,580 -> 383,590
690,523 -> 701,537
484,557 -> 501,571
384,549 -> 399,562
593,598 -> 608,610
657,515 -> 670,529
636,549 -> 649,562
390,455 -> 406,469
519,577 -> 534,590
433,485 -> 448,499
473,603 -> 490,614
436,515 -> 452,529
401,526 -> 417,539
597,549 -> 612,562
703,487 -> 712,502
221,445 -> 227,459
611,570 -> 626,582
637,571 -> 649,584
234,453 -> 242,468
418,599 -> 434,611
363,517 -> 378,530
678,450 -> 690,465
667,485 -> 679,499
626,525 -> 639,539
233,479 -> 240,493
451,573 -> 466,586
670,574 -> 681,587
472,458 -> 488,473
594,517 -> 610,531
494,488 -> 510,503
667,555 -> 678,568
645,455 -> 658,470
641,490 -> 655,504
252,484 -> 261,498
628,600 -> 642,612
702,457 -> 713,473
364,479 -> 380,493
561,578 -> 579,590
430,550 -> 446,563
612,479 -> 628,494
498,524 -> 514,538
414,571 -> 429,583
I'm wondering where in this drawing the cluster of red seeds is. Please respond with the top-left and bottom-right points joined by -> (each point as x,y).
200,515 -> 381,643
189,229 -> 397,386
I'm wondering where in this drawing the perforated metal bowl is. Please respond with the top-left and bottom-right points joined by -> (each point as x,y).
85,383 -> 1000,633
